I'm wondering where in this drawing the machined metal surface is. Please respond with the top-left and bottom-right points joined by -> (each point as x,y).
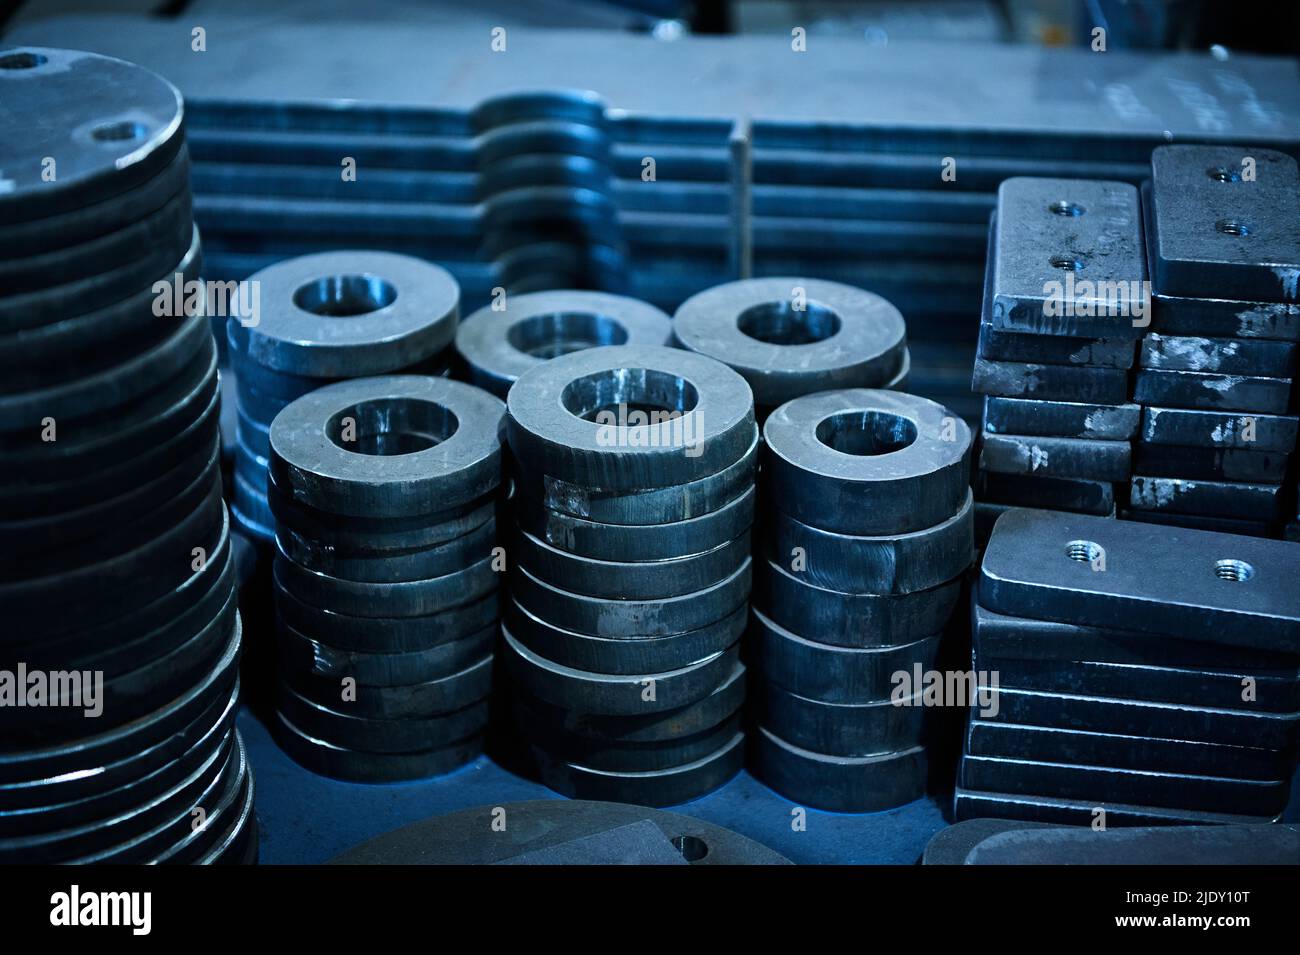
753,727 -> 927,813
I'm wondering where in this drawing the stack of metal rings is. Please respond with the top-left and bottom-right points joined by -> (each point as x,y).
752,390 -> 974,812
671,277 -> 909,422
0,47 -> 254,863
268,376 -> 506,782
454,289 -> 672,398
502,345 -> 757,806
226,250 -> 460,544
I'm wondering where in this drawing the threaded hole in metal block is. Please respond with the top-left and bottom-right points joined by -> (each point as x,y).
1215,559 -> 1255,582
1050,256 -> 1083,271
1048,201 -> 1085,216
1215,220 -> 1251,237
1066,540 -> 1103,563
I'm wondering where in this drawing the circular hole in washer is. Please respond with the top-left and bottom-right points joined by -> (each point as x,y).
325,398 -> 457,456
506,311 -> 629,359
737,300 -> 842,345
1065,540 -> 1103,563
294,275 -> 398,317
91,120 -> 147,142
1049,255 -> 1083,271
1214,558 -> 1255,582
1048,200 -> 1085,217
816,411 -> 917,456
1207,166 -> 1242,183
560,367 -> 699,423
1215,219 -> 1251,237
671,835 -> 709,862
0,52 -> 47,69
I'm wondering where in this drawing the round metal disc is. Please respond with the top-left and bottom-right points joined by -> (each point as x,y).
273,711 -> 483,783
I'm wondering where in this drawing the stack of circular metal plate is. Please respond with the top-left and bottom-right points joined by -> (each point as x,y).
454,289 -> 672,399
503,344 -> 757,806
226,250 -> 460,545
751,389 -> 973,812
0,46 -> 254,864
268,375 -> 506,782
1125,145 -> 1300,538
671,277 -> 909,424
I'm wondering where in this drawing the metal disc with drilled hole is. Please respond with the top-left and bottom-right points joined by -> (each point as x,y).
751,608 -> 941,704
511,426 -> 758,526
513,484 -> 755,562
671,277 -> 906,408
762,389 -> 971,536
509,558 -> 751,638
757,557 -> 962,649
282,654 -> 493,720
531,731 -> 744,807
327,798 -> 788,865
228,251 -> 459,376
456,290 -> 672,398
501,627 -> 738,716
766,489 -> 973,594
506,344 -> 755,491
269,375 -> 505,519
758,682 -> 926,758
0,48 -> 184,225
504,597 -> 746,675
273,711 -> 483,783
753,727 -> 927,813
512,526 -> 750,600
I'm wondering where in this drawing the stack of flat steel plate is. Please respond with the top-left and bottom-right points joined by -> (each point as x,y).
958,508 -> 1300,827
750,390 -> 974,811
671,277 -> 909,423
972,177 -> 1147,542
268,376 -> 505,782
502,345 -> 755,806
1125,145 -> 1300,538
0,47 -> 255,864
225,251 -> 459,545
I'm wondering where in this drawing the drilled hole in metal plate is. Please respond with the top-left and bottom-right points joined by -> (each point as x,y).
1050,255 -> 1083,271
816,411 -> 917,456
737,300 -> 841,345
1048,200 -> 1085,216
92,120 -> 147,142
1066,540 -> 1103,563
0,52 -> 46,69
672,835 -> 709,862
1214,558 -> 1255,582
326,398 -> 457,456
560,367 -> 699,423
507,311 -> 628,359
1207,166 -> 1242,183
294,274 -> 397,316
1215,219 -> 1251,237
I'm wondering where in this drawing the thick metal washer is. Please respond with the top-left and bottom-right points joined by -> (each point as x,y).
276,688 -> 489,754
456,290 -> 671,398
273,712 -> 483,783
671,277 -> 906,407
753,728 -> 927,813
274,550 -> 499,619
763,388 -> 971,535
759,683 -> 925,758
277,621 -> 495,687
278,517 -> 497,584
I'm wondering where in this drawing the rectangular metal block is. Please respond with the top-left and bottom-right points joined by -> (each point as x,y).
984,397 -> 1140,440
979,433 -> 1131,482
965,721 -> 1294,782
1131,442 -> 1289,482
1148,145 -> 1300,303
1132,368 -> 1292,414
1128,475 -> 1284,521
971,602 -> 1300,673
958,754 -> 1289,816
972,686 -> 1300,750
978,324 -> 1137,368
1150,290 -> 1300,341
976,472 -> 1115,515
990,179 -> 1147,338
971,356 -> 1129,403
980,508 -> 1300,652
953,787 -> 1278,827
1119,508 -> 1277,539
1141,406 -> 1299,451
1140,332 -> 1296,377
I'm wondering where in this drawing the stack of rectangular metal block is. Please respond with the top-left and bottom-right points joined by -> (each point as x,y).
958,509 -> 1300,826
1125,145 -> 1300,537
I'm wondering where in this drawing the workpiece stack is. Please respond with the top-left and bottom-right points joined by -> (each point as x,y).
959,508 -> 1300,825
